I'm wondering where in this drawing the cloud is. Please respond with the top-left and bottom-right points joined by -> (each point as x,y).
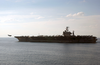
0,14 -> 44,22
73,12 -> 84,16
0,14 -> 100,37
0,11 -> 14,14
30,12 -> 37,15
66,14 -> 72,17
18,15 -> 100,36
66,12 -> 84,17
30,12 -> 34,15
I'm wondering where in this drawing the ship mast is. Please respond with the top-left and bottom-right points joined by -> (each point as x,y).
72,31 -> 75,36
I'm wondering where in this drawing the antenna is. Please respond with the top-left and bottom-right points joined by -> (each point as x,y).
73,30 -> 75,36
66,26 -> 69,32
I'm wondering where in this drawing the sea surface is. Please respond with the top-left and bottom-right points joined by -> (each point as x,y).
0,37 -> 100,65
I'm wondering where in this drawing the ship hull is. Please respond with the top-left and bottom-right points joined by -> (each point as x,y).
15,36 -> 97,43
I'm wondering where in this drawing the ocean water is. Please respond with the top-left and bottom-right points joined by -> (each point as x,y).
0,37 -> 100,65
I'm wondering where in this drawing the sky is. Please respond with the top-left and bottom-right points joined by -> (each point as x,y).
0,0 -> 100,37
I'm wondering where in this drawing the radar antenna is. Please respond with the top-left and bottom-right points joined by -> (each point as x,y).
66,27 -> 69,32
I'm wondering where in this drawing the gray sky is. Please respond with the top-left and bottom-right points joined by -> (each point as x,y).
0,0 -> 100,37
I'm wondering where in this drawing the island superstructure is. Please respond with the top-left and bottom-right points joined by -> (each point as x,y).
15,27 -> 97,43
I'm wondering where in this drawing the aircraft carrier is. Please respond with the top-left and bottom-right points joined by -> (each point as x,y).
15,27 -> 97,43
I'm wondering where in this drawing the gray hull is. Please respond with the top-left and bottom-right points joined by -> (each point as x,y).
15,36 -> 97,43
